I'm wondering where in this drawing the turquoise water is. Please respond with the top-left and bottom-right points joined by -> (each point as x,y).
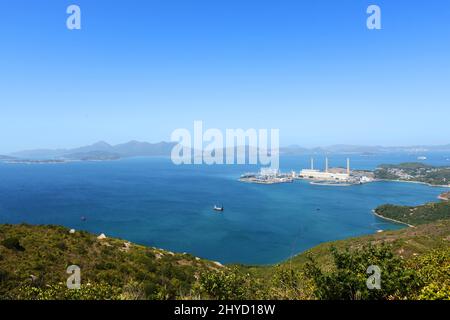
0,154 -> 448,264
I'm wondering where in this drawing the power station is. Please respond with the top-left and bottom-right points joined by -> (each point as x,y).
299,157 -> 352,182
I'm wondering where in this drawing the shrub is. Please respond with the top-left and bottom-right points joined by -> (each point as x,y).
1,237 -> 25,251
16,283 -> 122,300
305,245 -> 419,300
269,266 -> 314,300
196,268 -> 257,300
409,248 -> 450,300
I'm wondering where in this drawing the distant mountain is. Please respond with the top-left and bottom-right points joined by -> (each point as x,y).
279,146 -> 310,155
280,144 -> 450,155
113,141 -> 176,157
8,142 -> 450,161
9,141 -> 177,160
10,149 -> 68,158
0,155 -> 16,160
68,141 -> 115,154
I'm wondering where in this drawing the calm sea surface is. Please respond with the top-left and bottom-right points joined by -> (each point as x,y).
0,153 -> 448,264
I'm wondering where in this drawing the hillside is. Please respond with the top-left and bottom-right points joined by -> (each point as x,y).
0,224 -> 222,300
374,200 -> 450,226
282,219 -> 450,269
9,141 -> 176,160
1,220 -> 449,300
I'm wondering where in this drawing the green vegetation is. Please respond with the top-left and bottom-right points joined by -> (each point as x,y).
0,224 -> 222,300
375,162 -> 450,185
1,219 -> 449,300
305,245 -> 419,300
374,162 -> 450,186
236,219 -> 450,300
1,237 -> 25,251
375,200 -> 450,226
194,267 -> 265,300
413,248 -> 450,299
379,163 -> 434,169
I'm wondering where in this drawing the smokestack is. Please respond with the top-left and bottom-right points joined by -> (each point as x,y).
325,157 -> 329,173
311,157 -> 314,170
347,158 -> 350,175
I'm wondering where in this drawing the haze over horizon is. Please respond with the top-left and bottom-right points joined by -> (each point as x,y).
1,0 -> 449,153
4,139 -> 450,157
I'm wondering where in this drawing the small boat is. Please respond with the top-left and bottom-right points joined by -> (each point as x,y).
80,216 -> 87,221
417,156 -> 427,160
213,205 -> 224,212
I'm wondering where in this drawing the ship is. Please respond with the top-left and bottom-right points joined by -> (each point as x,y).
213,205 -> 224,212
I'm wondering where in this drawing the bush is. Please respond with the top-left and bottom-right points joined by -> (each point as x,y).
16,283 -> 122,300
1,237 -> 25,251
269,266 -> 314,300
195,268 -> 259,300
56,241 -> 68,251
305,245 -> 419,300
410,248 -> 450,300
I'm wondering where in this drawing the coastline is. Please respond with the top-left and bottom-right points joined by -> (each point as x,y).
371,209 -> 415,228
377,178 -> 450,188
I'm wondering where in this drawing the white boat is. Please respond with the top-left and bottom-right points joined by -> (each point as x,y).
213,205 -> 224,212
417,156 -> 427,160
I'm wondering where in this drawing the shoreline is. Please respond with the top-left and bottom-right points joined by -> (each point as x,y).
371,209 -> 415,228
377,178 -> 450,188
438,191 -> 450,201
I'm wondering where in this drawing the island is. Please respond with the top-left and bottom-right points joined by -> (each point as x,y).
5,159 -> 69,164
2,151 -> 121,164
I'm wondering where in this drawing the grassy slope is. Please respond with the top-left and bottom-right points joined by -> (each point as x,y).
0,224 -> 222,299
238,219 -> 450,280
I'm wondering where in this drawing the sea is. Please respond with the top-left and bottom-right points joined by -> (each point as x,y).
0,153 -> 448,265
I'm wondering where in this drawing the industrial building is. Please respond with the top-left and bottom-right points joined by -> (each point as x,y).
299,157 -> 352,182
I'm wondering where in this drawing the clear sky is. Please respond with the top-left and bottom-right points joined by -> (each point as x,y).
0,0 -> 449,153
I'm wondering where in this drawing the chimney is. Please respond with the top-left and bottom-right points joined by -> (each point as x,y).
347,158 -> 350,175
325,157 -> 329,173
311,157 -> 314,170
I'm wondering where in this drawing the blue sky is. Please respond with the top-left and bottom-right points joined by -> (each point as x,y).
0,0 -> 449,153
